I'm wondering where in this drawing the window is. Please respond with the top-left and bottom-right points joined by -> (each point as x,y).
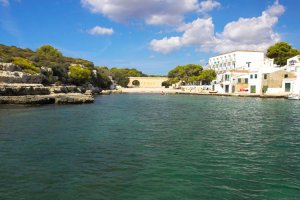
225,74 -> 230,81
238,78 -> 241,83
264,74 -> 268,79
284,74 -> 288,78
255,74 -> 258,79
250,74 -> 253,79
245,78 -> 248,84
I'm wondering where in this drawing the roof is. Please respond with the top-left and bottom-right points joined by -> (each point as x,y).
210,50 -> 264,59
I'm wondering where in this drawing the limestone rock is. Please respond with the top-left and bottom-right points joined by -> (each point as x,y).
0,84 -> 50,96
0,63 -> 22,72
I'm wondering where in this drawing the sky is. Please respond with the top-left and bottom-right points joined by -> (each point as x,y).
0,0 -> 299,75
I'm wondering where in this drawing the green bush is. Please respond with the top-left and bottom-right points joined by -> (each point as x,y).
69,65 -> 91,85
12,57 -> 40,74
36,45 -> 62,57
91,72 -> 112,89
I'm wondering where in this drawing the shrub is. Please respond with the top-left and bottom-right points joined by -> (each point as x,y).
69,65 -> 91,85
12,57 -> 40,74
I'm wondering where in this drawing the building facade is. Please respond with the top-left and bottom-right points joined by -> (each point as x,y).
208,51 -> 270,73
208,50 -> 284,95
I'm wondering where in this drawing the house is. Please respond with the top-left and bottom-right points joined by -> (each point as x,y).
208,50 -> 272,73
261,70 -> 297,94
208,50 -> 278,94
284,55 -> 300,95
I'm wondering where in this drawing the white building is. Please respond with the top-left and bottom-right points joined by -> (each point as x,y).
208,50 -> 279,94
208,50 -> 272,73
285,55 -> 300,95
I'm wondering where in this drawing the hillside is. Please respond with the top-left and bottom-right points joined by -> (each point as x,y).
0,44 -> 149,88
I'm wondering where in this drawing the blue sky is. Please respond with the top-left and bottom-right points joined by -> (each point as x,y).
0,0 -> 299,75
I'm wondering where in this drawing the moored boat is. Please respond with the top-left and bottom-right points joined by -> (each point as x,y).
288,94 -> 300,100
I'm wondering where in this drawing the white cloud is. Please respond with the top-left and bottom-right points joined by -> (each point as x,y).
150,36 -> 182,54
81,0 -> 200,26
150,1 -> 285,54
199,0 -> 221,12
88,26 -> 114,35
150,18 -> 216,54
0,0 -> 9,7
213,0 -> 285,53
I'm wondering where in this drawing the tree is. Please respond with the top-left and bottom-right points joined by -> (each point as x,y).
267,42 -> 300,66
69,65 -> 91,85
168,64 -> 203,83
199,69 -> 216,84
36,45 -> 63,58
162,80 -> 172,88
91,71 -> 112,89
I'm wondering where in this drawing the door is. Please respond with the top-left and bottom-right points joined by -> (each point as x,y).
262,86 -> 268,94
285,83 -> 291,92
225,85 -> 229,93
250,85 -> 256,94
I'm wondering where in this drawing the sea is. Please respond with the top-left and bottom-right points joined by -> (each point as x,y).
0,94 -> 300,199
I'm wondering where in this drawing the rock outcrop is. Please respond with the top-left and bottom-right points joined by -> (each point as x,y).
0,95 -> 55,104
0,70 -> 43,84
0,63 -> 95,105
53,94 -> 94,104
0,94 -> 94,104
0,84 -> 50,96
49,85 -> 83,94
0,63 -> 22,72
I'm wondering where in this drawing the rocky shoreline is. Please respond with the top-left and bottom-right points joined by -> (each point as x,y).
0,84 -> 96,104
0,93 -> 94,104
0,62 -> 98,105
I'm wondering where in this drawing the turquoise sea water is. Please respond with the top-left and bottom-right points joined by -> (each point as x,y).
0,94 -> 300,199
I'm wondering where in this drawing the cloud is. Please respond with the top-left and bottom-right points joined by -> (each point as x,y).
212,0 -> 285,53
150,1 -> 285,54
150,18 -> 216,54
88,26 -> 114,35
0,0 -> 9,6
199,0 -> 221,12
81,0 -> 200,26
150,36 -> 182,54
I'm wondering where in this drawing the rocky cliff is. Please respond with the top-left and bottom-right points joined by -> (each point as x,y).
0,63 -> 95,104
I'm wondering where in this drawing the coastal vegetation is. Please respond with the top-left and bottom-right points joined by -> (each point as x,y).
97,66 -> 147,87
69,65 -> 92,85
0,44 -> 147,88
267,42 -> 300,66
167,64 -> 216,85
12,57 -> 40,74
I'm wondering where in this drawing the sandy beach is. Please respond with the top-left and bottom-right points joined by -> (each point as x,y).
120,87 -> 181,94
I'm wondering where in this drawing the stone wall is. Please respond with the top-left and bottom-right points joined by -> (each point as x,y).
128,77 -> 168,88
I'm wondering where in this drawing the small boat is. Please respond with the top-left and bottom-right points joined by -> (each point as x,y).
288,94 -> 300,100
209,91 -> 218,94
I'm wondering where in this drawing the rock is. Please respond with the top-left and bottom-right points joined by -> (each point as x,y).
85,90 -> 93,95
41,67 -> 53,75
0,84 -> 50,96
0,95 -> 55,104
0,71 -> 43,84
0,93 -> 94,104
0,63 -> 22,72
53,94 -> 94,104
49,86 -> 82,94
101,90 -> 112,95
